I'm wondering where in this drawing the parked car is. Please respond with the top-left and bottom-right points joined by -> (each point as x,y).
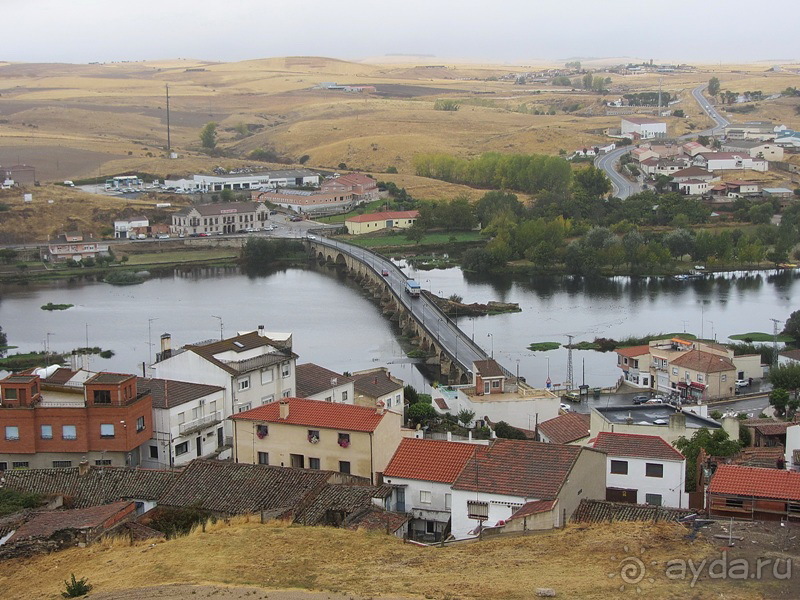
735,379 -> 751,389
157,234 -> 170,239
290,216 -> 303,222
269,210 -> 278,215
560,403 -> 571,412
632,395 -> 650,405
645,398 -> 664,405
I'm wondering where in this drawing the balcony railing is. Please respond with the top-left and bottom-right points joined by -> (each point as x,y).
179,411 -> 222,436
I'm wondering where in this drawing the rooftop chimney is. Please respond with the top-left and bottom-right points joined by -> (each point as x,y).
669,412 -> 686,431
160,333 -> 172,360
78,457 -> 90,476
258,325 -> 266,337
279,399 -> 290,420
376,400 -> 385,415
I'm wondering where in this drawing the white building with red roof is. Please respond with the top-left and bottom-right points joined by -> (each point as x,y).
621,117 -> 667,139
345,210 -> 419,235
692,152 -> 768,173
615,345 -> 652,388
383,437 -> 484,541
591,432 -> 688,508
230,397 -> 407,484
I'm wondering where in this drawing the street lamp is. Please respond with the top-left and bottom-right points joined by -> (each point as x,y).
487,333 -> 494,359
212,315 -> 224,340
437,317 -> 443,342
470,317 -> 475,342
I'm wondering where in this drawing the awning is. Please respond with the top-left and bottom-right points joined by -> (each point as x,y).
677,381 -> 688,388
690,382 -> 706,390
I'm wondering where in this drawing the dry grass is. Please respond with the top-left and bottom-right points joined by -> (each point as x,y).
0,517 -> 777,600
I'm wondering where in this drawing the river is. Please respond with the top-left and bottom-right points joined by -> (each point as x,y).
1,263 -> 798,391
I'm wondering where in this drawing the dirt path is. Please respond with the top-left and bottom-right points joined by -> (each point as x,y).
90,585 -> 417,600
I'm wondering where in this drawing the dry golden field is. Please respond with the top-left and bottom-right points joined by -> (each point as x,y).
0,518 -> 790,600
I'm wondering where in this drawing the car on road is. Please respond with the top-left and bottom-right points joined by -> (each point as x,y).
245,227 -> 255,233
632,395 -> 650,405
307,235 -> 316,241
645,397 -> 664,405
290,216 -> 303,222
381,269 -> 389,277
560,403 -> 571,412
157,234 -> 170,239
735,379 -> 751,389
269,210 -> 278,215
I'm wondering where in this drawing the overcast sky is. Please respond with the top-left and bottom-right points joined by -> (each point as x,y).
3,0 -> 798,64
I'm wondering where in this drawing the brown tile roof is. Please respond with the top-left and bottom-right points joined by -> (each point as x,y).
452,439 -> 590,499
732,447 -> 787,469
384,438 -> 479,483
335,173 -> 377,187
434,397 -> 449,410
187,331 -> 292,376
473,359 -> 505,378
158,459 -> 329,515
352,371 -> 403,399
86,373 -> 136,385
231,397 -> 388,432
345,507 -> 409,533
709,464 -> 800,502
136,377 -> 224,409
592,432 -> 685,461
42,368 -> 79,385
670,349 -> 734,374
615,345 -> 650,358
571,499 -> 692,523
753,422 -> 792,436
294,483 -> 389,526
8,501 -> 134,542
509,499 -> 557,520
537,413 -> 591,445
2,467 -> 180,508
780,349 -> 800,361
296,363 -> 352,398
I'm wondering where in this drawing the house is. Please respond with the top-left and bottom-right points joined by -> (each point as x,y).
670,166 -> 715,183
254,188 -> 355,215
296,363 -> 354,404
638,156 -> 661,176
648,144 -> 683,159
152,327 -> 297,422
762,187 -> 795,199
429,359 -> 559,431
615,345 -> 652,388
351,368 -> 404,413
293,482 -> 404,535
707,464 -> 800,521
682,142 -> 711,157
741,418 -> 794,448
693,152 -> 768,172
45,232 -> 109,262
113,216 -> 149,239
170,201 -> 269,236
775,130 -> 800,149
536,412 -> 591,445
1,164 -> 36,186
778,349 -> 800,367
164,169 -> 320,193
677,179 -> 710,195
382,438 -> 479,541
723,121 -> 779,141
786,424 -> 800,471
449,439 -> 606,538
571,498 -> 691,523
321,173 -> 379,203
136,378 -> 227,469
591,432 -> 688,508
229,397 -> 406,483
0,369 -> 153,470
590,406 -> 735,446
621,117 -> 667,139
345,211 -> 420,235
653,158 -> 690,176
721,141 -> 784,161
631,147 -> 658,163
722,180 -> 761,196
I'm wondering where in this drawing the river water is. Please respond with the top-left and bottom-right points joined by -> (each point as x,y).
1,263 -> 798,390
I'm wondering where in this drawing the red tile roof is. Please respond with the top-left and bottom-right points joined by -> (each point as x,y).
345,210 -> 419,224
616,345 -> 650,358
509,499 -> 557,520
452,439 -> 591,498
8,501 -> 135,542
230,397 -> 387,432
473,359 -> 505,378
670,349 -> 735,374
335,173 -> 377,187
709,464 -> 800,502
538,412 -> 591,445
592,432 -> 685,461
383,438 -> 480,483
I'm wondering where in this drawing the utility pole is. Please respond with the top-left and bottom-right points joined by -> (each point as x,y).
566,334 -> 574,391
770,318 -> 781,366
166,84 -> 171,154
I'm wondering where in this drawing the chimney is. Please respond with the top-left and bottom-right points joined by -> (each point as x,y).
258,325 -> 266,337
669,412 -> 686,432
78,457 -> 90,476
376,400 -> 385,415
160,333 -> 172,360
279,399 -> 290,420
373,376 -> 378,385
721,415 -> 740,441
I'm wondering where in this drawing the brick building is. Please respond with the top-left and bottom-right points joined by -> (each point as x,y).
0,369 -> 153,470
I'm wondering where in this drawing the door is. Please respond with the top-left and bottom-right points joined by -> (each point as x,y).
395,487 -> 406,512
217,427 -> 224,448
196,437 -> 202,457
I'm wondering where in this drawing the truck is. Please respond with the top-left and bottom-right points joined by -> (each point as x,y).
405,279 -> 421,297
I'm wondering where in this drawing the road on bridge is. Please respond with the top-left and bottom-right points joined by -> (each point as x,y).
310,236 -> 491,378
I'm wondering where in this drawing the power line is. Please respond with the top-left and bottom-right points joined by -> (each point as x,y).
566,334 -> 574,391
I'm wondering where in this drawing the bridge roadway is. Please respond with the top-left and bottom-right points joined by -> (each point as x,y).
308,235 -> 504,380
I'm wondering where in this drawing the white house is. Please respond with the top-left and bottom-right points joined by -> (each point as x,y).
621,117 -> 667,139
351,368 -> 405,413
786,424 -> 800,471
295,363 -> 354,404
138,378 -> 227,468
164,169 -> 320,193
778,349 -> 800,367
677,179 -> 710,195
114,216 -> 149,239
449,439 -> 606,539
536,412 -> 591,445
721,141 -> 784,162
152,327 -> 297,440
693,152 -> 768,173
591,432 -> 689,508
383,438 -> 482,542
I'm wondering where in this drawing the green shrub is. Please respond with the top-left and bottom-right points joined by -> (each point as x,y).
62,574 -> 92,598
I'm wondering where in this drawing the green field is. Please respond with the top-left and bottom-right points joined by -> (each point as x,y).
343,231 -> 482,248
729,332 -> 793,342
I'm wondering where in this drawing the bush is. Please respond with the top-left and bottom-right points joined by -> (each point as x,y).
62,574 -> 92,598
386,166 -> 398,173
434,99 -> 460,111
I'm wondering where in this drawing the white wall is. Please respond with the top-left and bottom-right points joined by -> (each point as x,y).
605,455 -> 688,508
438,389 -> 559,431
383,476 -> 453,533
306,381 -> 355,404
786,424 -> 800,471
450,489 -> 530,539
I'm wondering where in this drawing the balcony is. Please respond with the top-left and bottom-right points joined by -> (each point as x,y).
179,411 -> 222,436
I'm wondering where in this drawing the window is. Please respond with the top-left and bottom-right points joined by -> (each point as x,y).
256,424 -> 269,439
467,500 -> 489,520
95,460 -> 112,466
100,424 -> 115,438
426,521 -> 436,534
309,457 -> 320,470
342,391 -> 348,402
307,429 -> 320,443
41,425 -> 53,440
52,460 -> 72,468
290,454 -> 304,469
210,400 -> 217,413
149,446 -> 158,459
445,493 -> 452,510
672,367 -> 678,375
257,452 -> 269,465
492,380 -> 500,388
726,497 -> 744,508
12,461 -> 29,469
420,490 -> 432,504
4,388 -> 17,400
261,368 -> 274,384
175,441 -> 189,456
5,426 -> 19,441
281,390 -> 290,398
645,463 -> 664,478
192,407 -> 199,420
645,493 -> 662,506
238,377 -> 250,391
721,374 -> 727,382
238,403 -> 252,412
261,395 -> 274,405
93,389 -> 111,404
136,416 -> 145,432
339,461 -> 350,474
177,412 -> 186,424
610,460 -> 628,475
325,396 -> 332,402
0,462 -> 6,471
697,374 -> 704,383
62,425 -> 77,440
338,433 -> 350,448
282,363 -> 291,378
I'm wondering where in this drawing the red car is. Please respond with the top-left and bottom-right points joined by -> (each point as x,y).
381,269 -> 389,276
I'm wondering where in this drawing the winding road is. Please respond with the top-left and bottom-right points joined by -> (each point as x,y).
595,83 -> 730,198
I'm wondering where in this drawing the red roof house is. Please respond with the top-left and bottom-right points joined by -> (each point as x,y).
708,464 -> 800,521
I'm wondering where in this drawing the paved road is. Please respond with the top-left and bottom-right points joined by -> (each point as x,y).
310,236 -> 490,376
690,84 -> 729,136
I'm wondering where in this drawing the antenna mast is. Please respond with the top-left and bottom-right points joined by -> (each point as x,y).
770,318 -> 781,366
566,334 -> 574,391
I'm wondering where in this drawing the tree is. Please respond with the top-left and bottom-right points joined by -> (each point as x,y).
199,122 -> 218,149
404,384 -> 419,405
457,408 -> 475,427
573,166 -> 611,197
768,388 -> 793,418
407,402 -> 437,426
708,77 -> 720,98
654,174 -> 673,193
664,229 -> 694,259
493,421 -> 528,439
781,309 -> 800,343
768,363 -> 800,393
674,428 -> 741,491
405,225 -> 425,244
673,109 -> 685,118
220,189 -> 235,202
